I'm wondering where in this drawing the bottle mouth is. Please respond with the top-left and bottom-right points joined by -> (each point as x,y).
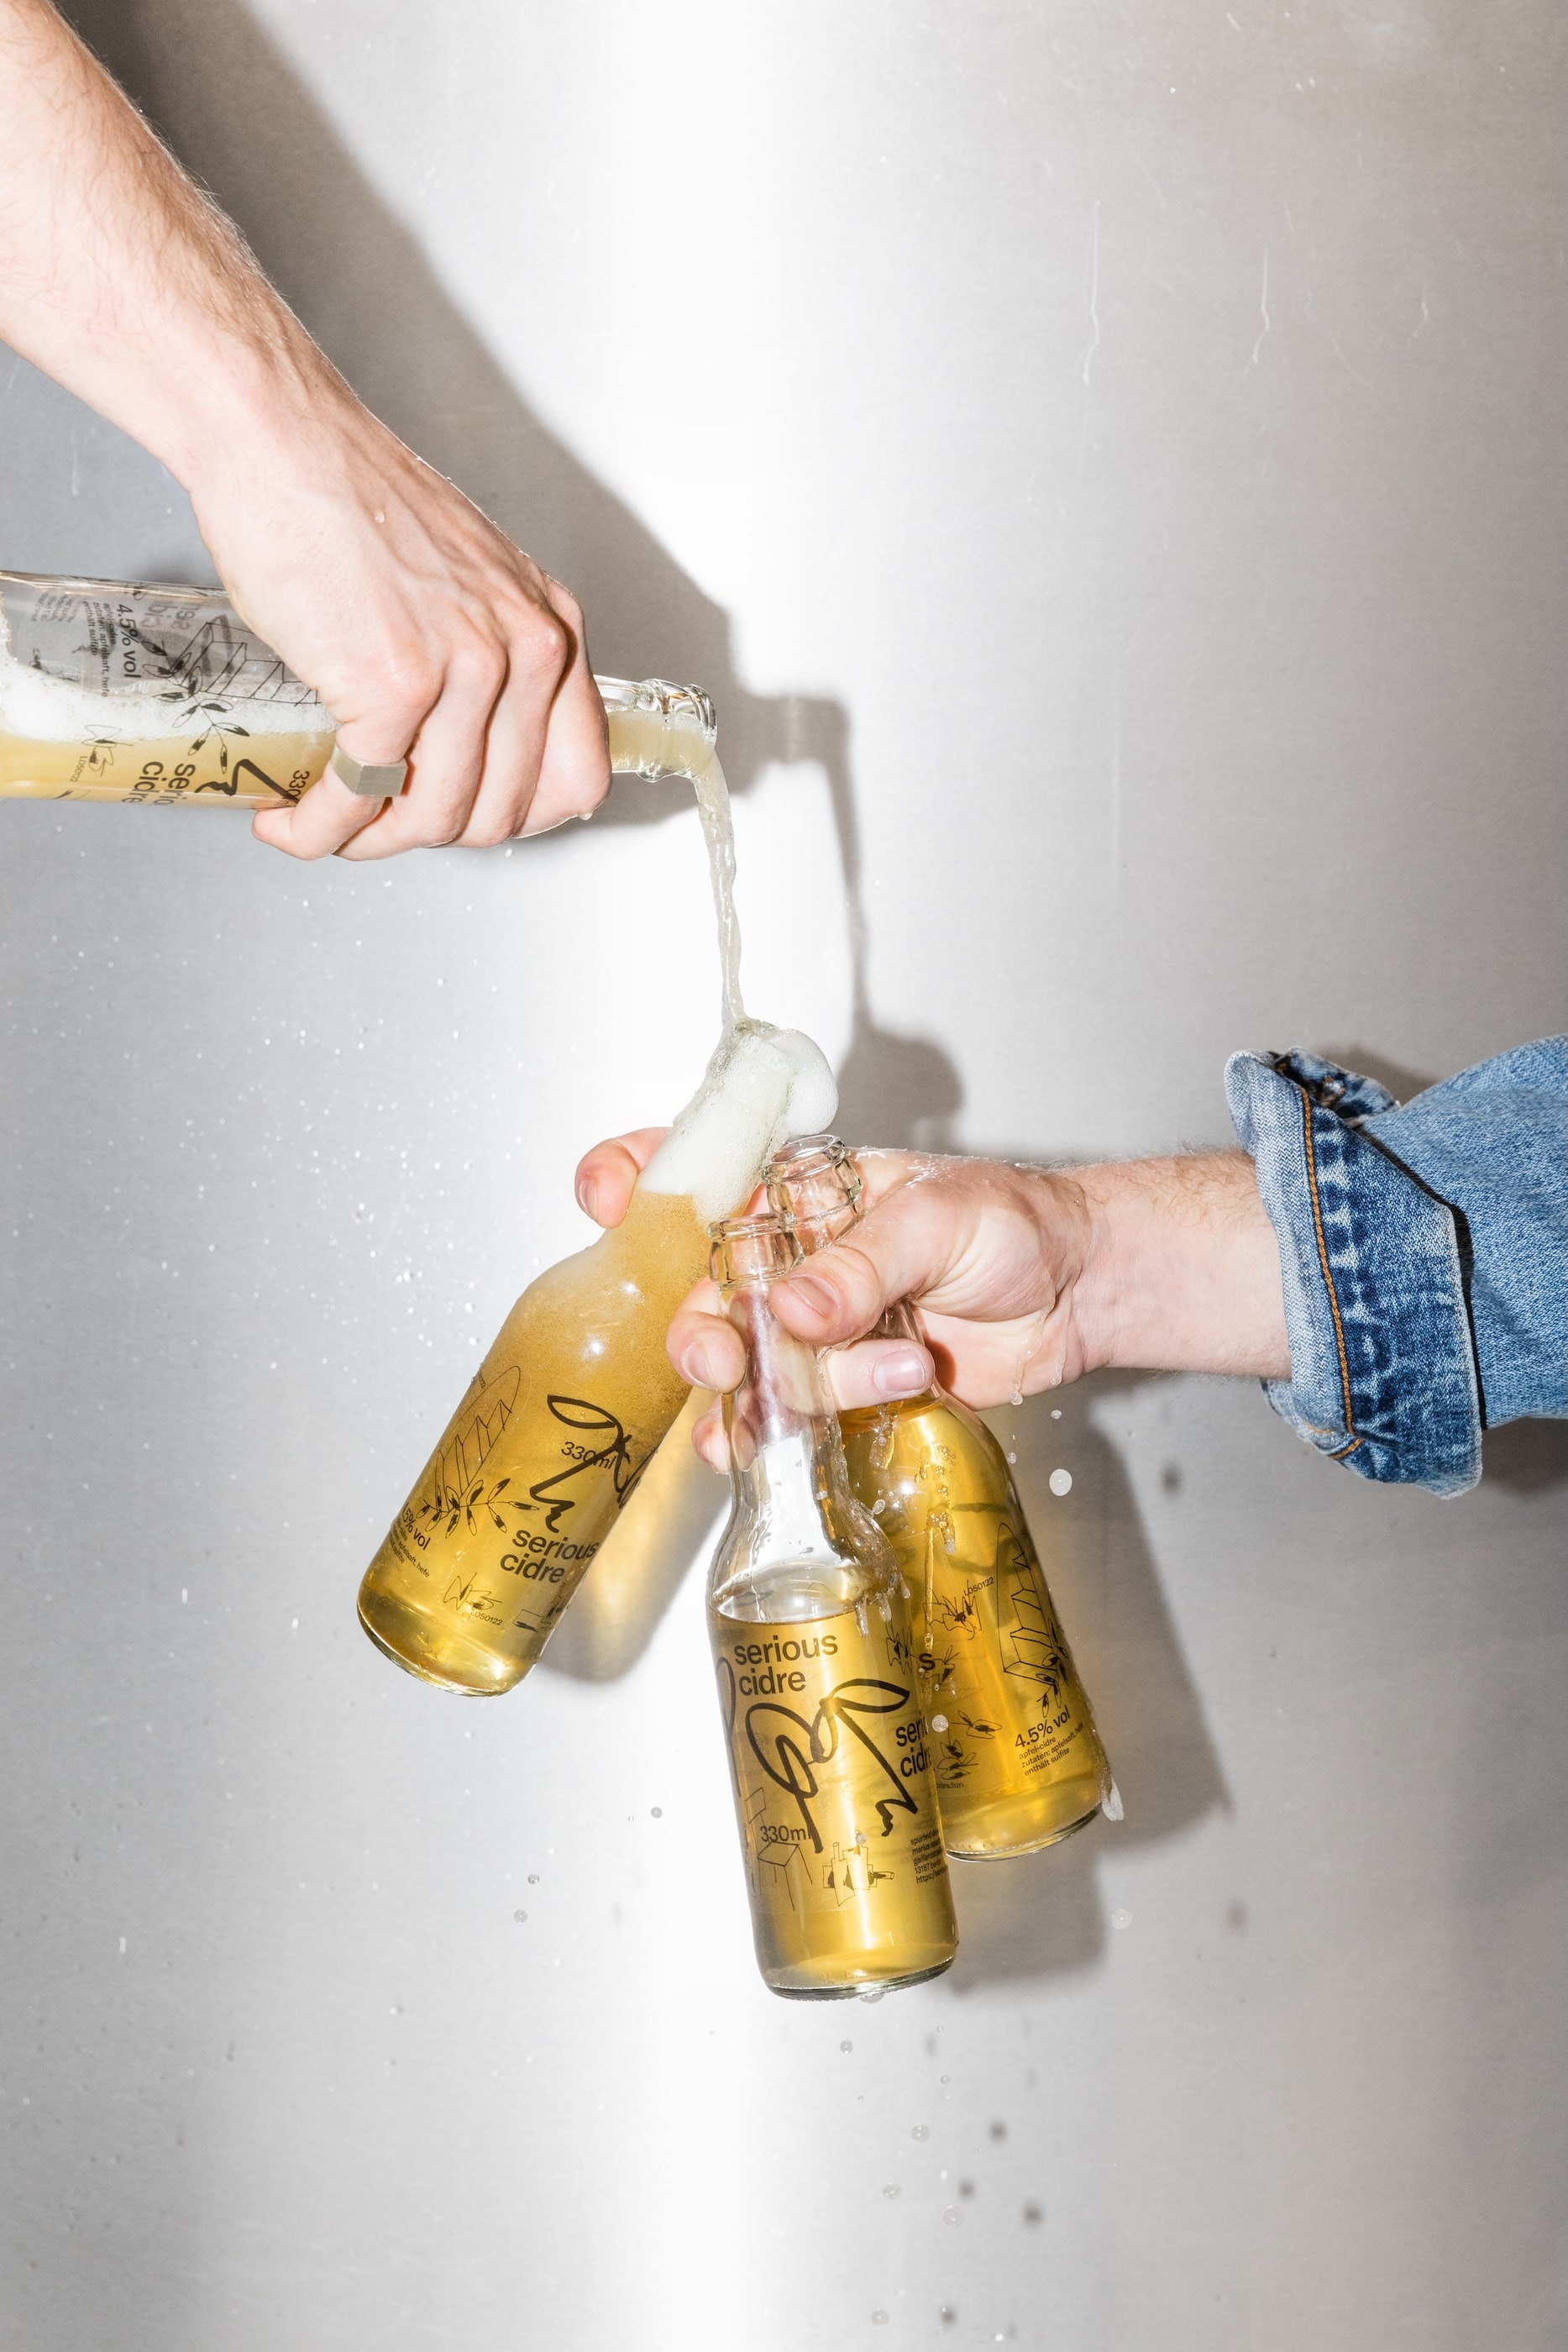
763,1134 -> 863,1231
709,1210 -> 800,1286
595,673 -> 716,752
762,1131 -> 851,1181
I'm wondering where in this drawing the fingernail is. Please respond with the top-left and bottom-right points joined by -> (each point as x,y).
784,1273 -> 835,1321
872,1348 -> 928,1399
575,1176 -> 601,1221
679,1342 -> 721,1389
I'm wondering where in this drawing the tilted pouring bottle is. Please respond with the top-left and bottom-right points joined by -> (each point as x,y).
0,570 -> 716,802
764,1137 -> 1114,1859
706,1209 -> 957,1998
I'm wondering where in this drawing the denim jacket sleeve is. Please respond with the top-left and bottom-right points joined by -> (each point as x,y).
1225,1039 -> 1567,1497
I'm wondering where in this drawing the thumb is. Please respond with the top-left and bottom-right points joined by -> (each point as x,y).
771,1228 -> 928,1349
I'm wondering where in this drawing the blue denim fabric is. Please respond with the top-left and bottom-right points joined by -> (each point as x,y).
1225,1040 -> 1567,1496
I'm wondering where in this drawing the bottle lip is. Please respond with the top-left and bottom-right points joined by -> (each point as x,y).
708,1210 -> 800,1286
710,1213 -> 799,1251
760,1131 -> 850,1182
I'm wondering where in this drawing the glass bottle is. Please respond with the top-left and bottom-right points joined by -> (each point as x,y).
358,1021 -> 833,1695
0,570 -> 714,804
707,1210 -> 958,1998
764,1137 -> 1114,1859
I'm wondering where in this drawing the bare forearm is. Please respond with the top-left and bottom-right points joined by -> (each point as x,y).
1067,1152 -> 1290,1381
0,0 -> 337,489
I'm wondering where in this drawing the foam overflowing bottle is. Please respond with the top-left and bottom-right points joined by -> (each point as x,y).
707,1208 -> 957,1998
359,1027 -> 836,1693
0,570 -> 716,802
764,1137 -> 1114,1858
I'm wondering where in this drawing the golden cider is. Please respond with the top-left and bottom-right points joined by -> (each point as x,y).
841,1394 -> 1110,1857
0,570 -> 721,809
359,1188 -> 706,1694
763,1134 -> 1113,1860
706,1210 -> 957,1998
712,1592 -> 957,1997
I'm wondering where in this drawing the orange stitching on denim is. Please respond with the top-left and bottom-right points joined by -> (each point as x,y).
1295,1079 -> 1363,1458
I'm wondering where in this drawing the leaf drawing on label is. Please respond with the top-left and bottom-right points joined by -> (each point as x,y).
417,1366 -> 522,1536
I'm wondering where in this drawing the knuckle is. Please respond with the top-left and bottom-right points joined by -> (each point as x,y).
460,810 -> 516,850
372,653 -> 442,722
444,640 -> 508,704
549,584 -> 585,632
512,605 -> 571,679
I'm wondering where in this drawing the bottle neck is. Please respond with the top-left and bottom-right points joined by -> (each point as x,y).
721,1277 -> 862,1567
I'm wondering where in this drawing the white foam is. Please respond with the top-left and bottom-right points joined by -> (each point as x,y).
642,1021 -> 838,1224
0,654 -> 334,745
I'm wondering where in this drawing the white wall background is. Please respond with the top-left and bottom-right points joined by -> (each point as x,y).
1,4 -> 1564,2347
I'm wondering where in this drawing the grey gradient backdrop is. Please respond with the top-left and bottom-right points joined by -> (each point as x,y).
1,3 -> 1565,2347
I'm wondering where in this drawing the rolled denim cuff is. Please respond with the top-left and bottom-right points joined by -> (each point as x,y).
1225,1050 -> 1482,1496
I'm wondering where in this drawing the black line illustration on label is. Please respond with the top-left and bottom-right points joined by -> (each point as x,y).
739,1674 -> 918,1851
526,1395 -> 640,1533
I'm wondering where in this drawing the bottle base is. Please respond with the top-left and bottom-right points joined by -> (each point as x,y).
356,1593 -> 527,1696
763,1956 -> 956,2001
943,1784 -> 1106,1861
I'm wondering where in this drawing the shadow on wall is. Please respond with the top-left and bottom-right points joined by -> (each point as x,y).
60,0 -> 961,1152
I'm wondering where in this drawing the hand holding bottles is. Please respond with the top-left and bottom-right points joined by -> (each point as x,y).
574,1129 -> 1293,1456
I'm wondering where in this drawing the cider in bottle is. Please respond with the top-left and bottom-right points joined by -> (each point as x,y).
357,1021 -> 836,1695
0,570 -> 718,804
763,1138 -> 1114,1859
707,1210 -> 957,1997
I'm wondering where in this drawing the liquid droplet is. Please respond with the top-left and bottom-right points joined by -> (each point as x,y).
931,1714 -> 949,1733
1050,1407 -> 1062,1420
1048,1467 -> 1072,1496
513,1910 -> 528,1923
911,2124 -> 930,2141
1006,1451 -> 1017,1464
943,2206 -> 964,2228
527,1873 -> 540,1884
650,1807 -> 663,1818
883,2183 -> 901,2199
872,2316 -> 889,2328
839,2040 -> 853,2053
859,1986 -> 886,2004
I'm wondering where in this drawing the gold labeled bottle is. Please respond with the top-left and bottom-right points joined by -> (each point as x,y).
764,1137 -> 1114,1860
0,570 -> 716,804
707,1210 -> 957,1998
358,1023 -> 836,1695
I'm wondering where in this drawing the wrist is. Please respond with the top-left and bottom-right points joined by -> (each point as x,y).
1062,1153 -> 1290,1381
160,321 -> 355,504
